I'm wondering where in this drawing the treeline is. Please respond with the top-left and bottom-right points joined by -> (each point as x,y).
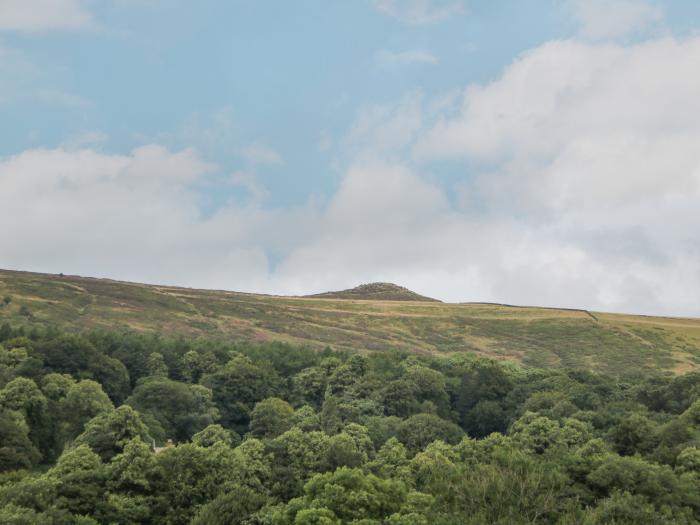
1,323 -> 700,524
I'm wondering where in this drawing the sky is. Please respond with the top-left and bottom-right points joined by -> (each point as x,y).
2,0 -> 700,316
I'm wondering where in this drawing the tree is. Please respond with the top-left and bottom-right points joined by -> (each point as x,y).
192,424 -> 240,448
190,485 -> 267,525
676,447 -> 700,475
103,438 -> 155,524
125,377 -> 218,441
59,380 -> 114,442
269,427 -> 330,499
148,443 -> 240,525
456,360 -> 513,424
38,334 -> 96,374
402,365 -> 450,417
147,352 -> 168,378
608,412 -> 659,456
462,400 -> 508,438
179,350 -> 201,383
511,412 -> 591,455
73,405 -> 152,461
291,405 -> 322,432
201,355 -> 280,433
47,444 -> 106,517
397,414 -> 463,452
0,409 -> 40,471
249,397 -> 294,438
292,366 -> 328,408
368,437 -> 410,481
276,467 -> 413,524
382,380 -> 419,418
0,377 -> 49,459
40,373 -> 75,401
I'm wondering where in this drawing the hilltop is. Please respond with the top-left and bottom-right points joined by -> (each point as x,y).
1,268 -> 700,377
306,282 -> 439,302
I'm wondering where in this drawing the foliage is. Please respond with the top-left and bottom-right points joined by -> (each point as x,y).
0,323 -> 699,523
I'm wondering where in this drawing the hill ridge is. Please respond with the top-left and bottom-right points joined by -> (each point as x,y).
2,268 -> 700,376
307,282 -> 439,302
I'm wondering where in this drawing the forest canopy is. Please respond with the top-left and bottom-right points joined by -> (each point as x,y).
1,323 -> 700,524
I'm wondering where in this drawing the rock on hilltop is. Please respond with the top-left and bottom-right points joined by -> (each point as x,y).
307,282 -> 439,302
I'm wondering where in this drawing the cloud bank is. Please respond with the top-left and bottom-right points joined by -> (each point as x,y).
3,33 -> 700,316
0,0 -> 94,32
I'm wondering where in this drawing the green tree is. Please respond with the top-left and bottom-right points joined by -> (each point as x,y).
192,424 -> 240,448
147,352 -> 168,378
292,366 -> 328,408
73,405 -> 152,461
125,377 -> 218,441
148,443 -> 242,525
179,350 -> 201,383
59,380 -> 113,443
190,485 -> 267,525
608,412 -> 659,456
277,467 -> 411,524
327,423 -> 374,469
47,444 -> 106,517
201,355 -> 280,433
250,397 -> 294,438
397,414 -> 463,452
0,410 -> 41,471
0,377 -> 49,456
367,437 -> 410,481
269,426 -> 330,498
103,438 -> 155,524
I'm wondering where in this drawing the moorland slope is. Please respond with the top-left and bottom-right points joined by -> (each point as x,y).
1,268 -> 699,376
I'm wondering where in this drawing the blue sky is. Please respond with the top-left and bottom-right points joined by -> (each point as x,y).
2,1 -> 568,204
2,0 -> 700,315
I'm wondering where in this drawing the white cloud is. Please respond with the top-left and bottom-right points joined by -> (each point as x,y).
371,0 -> 465,25
410,35 -> 700,314
0,0 -> 94,32
4,34 -> 700,316
566,0 -> 663,40
0,145 -> 284,291
376,49 -> 439,65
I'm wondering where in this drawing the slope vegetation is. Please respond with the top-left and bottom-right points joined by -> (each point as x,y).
1,268 -> 699,376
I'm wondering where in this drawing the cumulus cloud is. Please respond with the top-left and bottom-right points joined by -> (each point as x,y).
0,0 -> 94,32
566,0 -> 663,40
0,145 -> 320,293
371,0 -> 466,25
411,36 -> 700,314
376,50 -> 439,65
3,34 -> 700,316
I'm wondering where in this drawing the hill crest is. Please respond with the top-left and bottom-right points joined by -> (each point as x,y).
307,282 -> 439,302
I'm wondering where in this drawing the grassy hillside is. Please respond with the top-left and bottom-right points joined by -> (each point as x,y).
1,268 -> 700,376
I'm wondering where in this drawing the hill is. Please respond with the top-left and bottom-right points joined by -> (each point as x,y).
307,282 -> 439,302
1,268 -> 700,376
